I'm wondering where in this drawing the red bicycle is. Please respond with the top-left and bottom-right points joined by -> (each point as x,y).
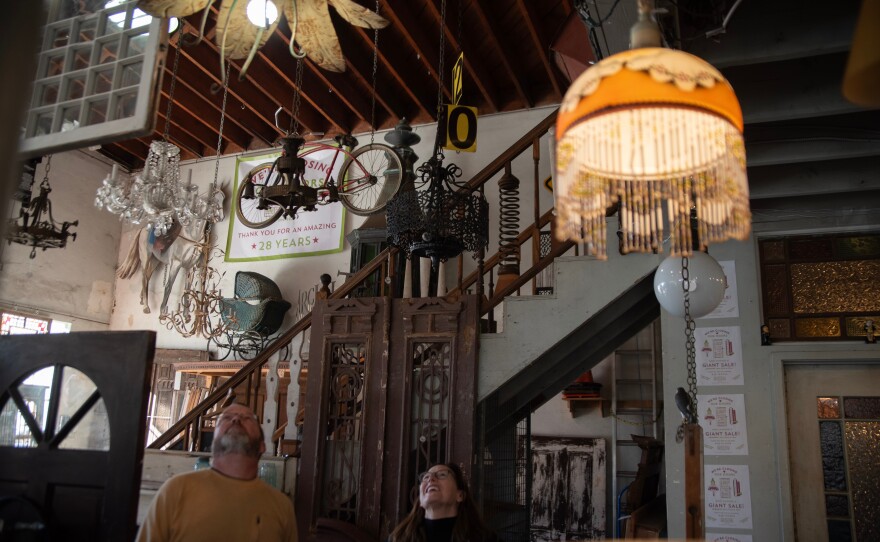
235,133 -> 404,229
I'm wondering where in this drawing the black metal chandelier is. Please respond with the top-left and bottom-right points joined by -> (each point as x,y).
6,156 -> 78,259
385,0 -> 488,269
386,152 -> 488,270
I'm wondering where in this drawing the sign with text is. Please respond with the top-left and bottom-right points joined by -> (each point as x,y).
452,52 -> 464,104
695,326 -> 745,385
698,393 -> 749,455
443,104 -> 478,152
225,149 -> 346,262
705,464 -> 753,529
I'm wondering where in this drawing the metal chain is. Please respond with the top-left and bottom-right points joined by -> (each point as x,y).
163,33 -> 183,142
290,57 -> 304,136
213,64 -> 231,186
676,255 -> 699,442
436,0 -> 447,119
369,0 -> 380,146
41,155 -> 52,189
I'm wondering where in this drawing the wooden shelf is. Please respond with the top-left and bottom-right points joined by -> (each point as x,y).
562,397 -> 610,417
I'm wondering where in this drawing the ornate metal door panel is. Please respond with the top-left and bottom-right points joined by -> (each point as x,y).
297,295 -> 480,541
383,296 -> 480,532
298,297 -> 388,539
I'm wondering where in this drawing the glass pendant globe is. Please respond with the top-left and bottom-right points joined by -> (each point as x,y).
246,0 -> 278,27
653,251 -> 727,318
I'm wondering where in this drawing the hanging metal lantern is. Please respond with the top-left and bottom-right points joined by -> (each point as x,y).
6,156 -> 78,259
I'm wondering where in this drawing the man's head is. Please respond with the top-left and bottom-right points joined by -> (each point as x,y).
212,403 -> 265,459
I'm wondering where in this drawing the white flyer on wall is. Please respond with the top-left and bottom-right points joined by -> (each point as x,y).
701,260 -> 739,319
705,464 -> 753,529
698,393 -> 749,455
695,326 -> 744,385
706,533 -> 753,542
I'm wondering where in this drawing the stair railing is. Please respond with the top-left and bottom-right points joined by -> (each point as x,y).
149,108 -> 574,453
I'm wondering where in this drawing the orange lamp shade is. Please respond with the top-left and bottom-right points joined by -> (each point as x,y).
554,48 -> 751,259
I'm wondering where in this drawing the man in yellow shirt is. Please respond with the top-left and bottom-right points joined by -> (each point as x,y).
137,403 -> 298,542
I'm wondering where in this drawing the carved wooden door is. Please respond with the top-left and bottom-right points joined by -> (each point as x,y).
297,295 -> 480,541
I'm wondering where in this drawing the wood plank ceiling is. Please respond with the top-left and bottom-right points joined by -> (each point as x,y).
100,0 -> 576,170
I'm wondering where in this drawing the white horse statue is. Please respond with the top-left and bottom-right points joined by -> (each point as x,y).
117,217 -> 209,314
117,187 -> 225,315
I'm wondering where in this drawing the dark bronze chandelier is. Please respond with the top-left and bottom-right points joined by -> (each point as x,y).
6,156 -> 78,259
385,0 -> 488,269
386,152 -> 488,270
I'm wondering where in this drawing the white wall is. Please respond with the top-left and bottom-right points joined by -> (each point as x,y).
108,106 -> 559,352
660,236 -> 879,540
0,150 -> 119,331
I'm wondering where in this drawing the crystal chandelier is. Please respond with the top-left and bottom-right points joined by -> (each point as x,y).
94,37 -> 223,235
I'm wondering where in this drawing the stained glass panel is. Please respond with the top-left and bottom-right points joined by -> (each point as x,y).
759,235 -> 880,341
844,421 -> 880,542
819,421 -> 846,491
825,494 -> 849,518
844,397 -> 880,420
818,397 -> 840,419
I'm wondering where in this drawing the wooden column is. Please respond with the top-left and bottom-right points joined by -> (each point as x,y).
684,423 -> 704,539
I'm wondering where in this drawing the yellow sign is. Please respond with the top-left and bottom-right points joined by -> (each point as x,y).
444,104 -> 477,152
452,53 -> 464,105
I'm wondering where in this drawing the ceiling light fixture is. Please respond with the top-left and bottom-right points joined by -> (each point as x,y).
554,0 -> 751,260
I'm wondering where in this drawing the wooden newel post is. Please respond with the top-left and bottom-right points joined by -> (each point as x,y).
684,423 -> 704,539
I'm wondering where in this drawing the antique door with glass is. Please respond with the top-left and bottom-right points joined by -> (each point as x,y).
785,362 -> 880,542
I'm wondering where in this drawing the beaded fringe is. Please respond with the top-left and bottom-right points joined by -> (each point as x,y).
555,108 -> 751,259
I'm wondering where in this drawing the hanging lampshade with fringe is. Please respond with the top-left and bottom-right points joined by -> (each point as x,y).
554,46 -> 752,259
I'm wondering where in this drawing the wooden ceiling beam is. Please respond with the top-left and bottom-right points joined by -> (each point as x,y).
159,65 -> 251,150
254,40 -> 352,135
422,0 -> 500,112
167,42 -> 274,147
379,0 -> 447,102
335,25 -> 422,125
515,0 -> 564,100
469,0 -> 533,107
157,95 -> 220,153
350,24 -> 436,121
268,27 -> 373,130
179,34 -> 326,137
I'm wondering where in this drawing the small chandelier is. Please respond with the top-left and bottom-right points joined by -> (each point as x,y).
387,153 -> 489,270
6,156 -> 78,259
554,0 -> 751,259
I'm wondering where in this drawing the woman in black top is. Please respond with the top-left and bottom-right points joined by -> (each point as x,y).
389,463 -> 497,542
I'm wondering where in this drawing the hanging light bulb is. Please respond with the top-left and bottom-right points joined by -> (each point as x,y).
246,0 -> 278,28
654,251 -> 726,318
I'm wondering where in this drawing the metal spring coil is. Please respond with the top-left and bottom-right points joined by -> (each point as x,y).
498,165 -> 521,271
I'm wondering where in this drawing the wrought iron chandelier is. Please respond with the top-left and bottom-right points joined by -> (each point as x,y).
386,0 -> 488,269
6,156 -> 78,259
94,34 -> 223,236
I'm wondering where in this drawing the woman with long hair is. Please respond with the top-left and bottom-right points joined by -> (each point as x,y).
389,463 -> 497,542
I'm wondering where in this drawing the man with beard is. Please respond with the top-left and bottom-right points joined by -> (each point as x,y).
137,403 -> 298,541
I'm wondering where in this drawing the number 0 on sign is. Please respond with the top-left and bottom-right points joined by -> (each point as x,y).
444,104 -> 478,152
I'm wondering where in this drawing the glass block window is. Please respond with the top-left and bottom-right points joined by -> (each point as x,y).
816,395 -> 880,541
759,234 -> 880,341
19,0 -> 166,158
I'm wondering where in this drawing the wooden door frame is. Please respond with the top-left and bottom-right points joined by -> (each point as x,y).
767,347 -> 879,541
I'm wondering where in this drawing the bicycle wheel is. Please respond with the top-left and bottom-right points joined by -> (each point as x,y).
235,165 -> 284,229
338,143 -> 404,215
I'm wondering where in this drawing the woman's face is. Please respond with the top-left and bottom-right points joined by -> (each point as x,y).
418,465 -> 464,516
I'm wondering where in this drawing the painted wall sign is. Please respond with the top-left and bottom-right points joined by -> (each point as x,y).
225,149 -> 346,262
